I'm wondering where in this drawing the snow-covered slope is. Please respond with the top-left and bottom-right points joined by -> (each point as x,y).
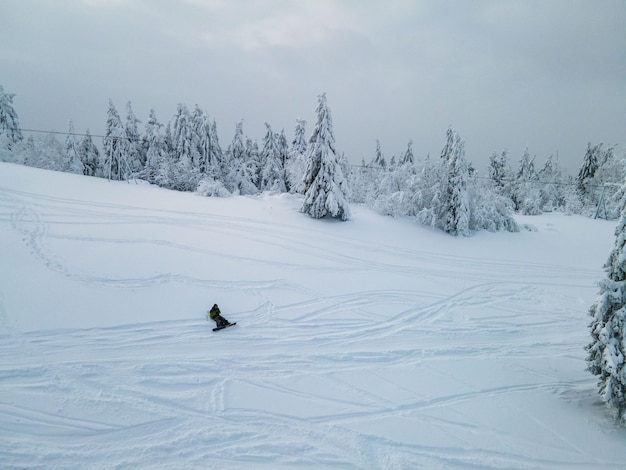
1,162 -> 624,469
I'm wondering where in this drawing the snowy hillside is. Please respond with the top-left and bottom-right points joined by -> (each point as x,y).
1,162 -> 625,469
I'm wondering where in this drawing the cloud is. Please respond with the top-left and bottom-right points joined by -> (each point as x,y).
182,1 -> 365,53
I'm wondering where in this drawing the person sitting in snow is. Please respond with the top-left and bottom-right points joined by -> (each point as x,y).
209,304 -> 230,328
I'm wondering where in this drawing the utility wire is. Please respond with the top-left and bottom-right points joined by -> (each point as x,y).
20,127 -> 131,142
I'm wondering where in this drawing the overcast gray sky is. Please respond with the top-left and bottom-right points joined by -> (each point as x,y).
1,0 -> 624,174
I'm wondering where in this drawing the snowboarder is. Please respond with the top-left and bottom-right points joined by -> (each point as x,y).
209,304 -> 230,329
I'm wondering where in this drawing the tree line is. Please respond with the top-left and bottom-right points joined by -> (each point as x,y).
1,84 -> 624,233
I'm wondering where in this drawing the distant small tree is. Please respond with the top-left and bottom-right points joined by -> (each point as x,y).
0,85 -> 23,150
586,179 -> 626,424
301,93 -> 351,220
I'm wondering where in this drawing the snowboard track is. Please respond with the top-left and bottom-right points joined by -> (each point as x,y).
0,176 -> 624,469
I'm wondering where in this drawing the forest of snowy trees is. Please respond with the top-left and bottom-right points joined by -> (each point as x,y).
1,84 -> 625,233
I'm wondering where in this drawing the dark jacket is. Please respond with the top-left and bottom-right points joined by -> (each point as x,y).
209,304 -> 221,320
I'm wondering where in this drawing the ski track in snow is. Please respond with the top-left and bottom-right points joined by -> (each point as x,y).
0,171 -> 624,469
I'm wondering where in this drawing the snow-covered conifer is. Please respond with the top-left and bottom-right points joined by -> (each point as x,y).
439,129 -> 470,236
373,139 -> 386,168
301,93 -> 351,220
277,129 -> 288,166
292,119 -> 307,156
488,151 -> 510,191
286,119 -> 308,194
170,103 -> 200,191
103,100 -> 127,180
0,85 -> 23,150
401,140 -> 414,165
142,109 -> 167,184
194,108 -> 211,174
260,123 -> 286,192
194,111 -> 223,180
63,120 -> 82,174
538,154 -> 565,211
577,143 -> 601,195
513,148 -> 541,215
124,101 -> 143,174
209,120 -> 224,174
586,180 -> 626,423
224,121 -> 257,195
78,129 -> 99,177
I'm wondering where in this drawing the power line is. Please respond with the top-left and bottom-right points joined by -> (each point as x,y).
20,127 -> 132,143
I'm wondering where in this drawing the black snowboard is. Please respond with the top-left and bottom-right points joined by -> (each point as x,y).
212,322 -> 237,332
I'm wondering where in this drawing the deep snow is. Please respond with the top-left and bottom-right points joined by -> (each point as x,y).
0,162 -> 624,469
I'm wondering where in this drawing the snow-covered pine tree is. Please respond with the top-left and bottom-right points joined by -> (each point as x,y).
260,123 -> 286,192
584,145 -> 625,219
103,100 -> 127,181
538,154 -> 565,211
276,129 -> 289,190
401,140 -> 414,165
194,107 -> 211,175
301,93 -> 351,221
224,121 -> 257,195
577,142 -> 601,196
78,129 -> 99,177
292,119 -> 308,156
277,129 -> 289,167
439,128 -> 470,236
0,85 -> 23,150
513,148 -> 542,215
142,109 -> 167,184
586,179 -> 626,424
64,120 -> 84,174
170,103 -> 200,191
286,118 -> 307,194
124,101 -> 143,175
242,138 -> 261,194
373,139 -> 386,168
209,119 -> 224,176
488,150 -> 510,191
